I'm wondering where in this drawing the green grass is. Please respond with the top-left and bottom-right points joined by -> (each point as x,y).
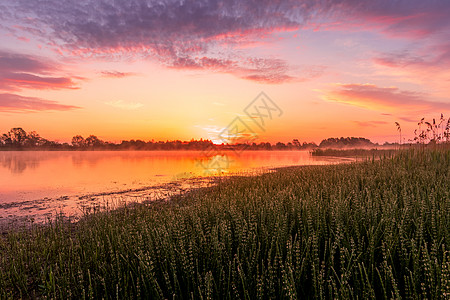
1,149 -> 450,299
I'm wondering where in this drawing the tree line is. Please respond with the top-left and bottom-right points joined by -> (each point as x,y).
0,127 -> 382,151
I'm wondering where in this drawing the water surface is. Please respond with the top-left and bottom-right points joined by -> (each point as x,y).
0,150 -> 351,222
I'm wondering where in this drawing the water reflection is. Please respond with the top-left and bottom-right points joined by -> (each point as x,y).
0,151 -> 42,173
0,150 -> 352,221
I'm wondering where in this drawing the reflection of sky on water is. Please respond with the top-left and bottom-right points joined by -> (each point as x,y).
0,150 -> 353,222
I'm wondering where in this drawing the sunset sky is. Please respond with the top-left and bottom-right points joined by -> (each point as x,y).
1,0 -> 449,144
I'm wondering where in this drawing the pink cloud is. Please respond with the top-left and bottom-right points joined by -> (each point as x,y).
169,56 -> 299,84
317,2 -> 450,39
374,42 -> 450,71
0,93 -> 81,113
398,116 -> 419,123
100,71 -> 137,78
372,43 -> 450,90
4,73 -> 78,90
242,74 -> 295,84
374,52 -> 426,68
17,36 -> 30,42
168,55 -> 323,84
0,51 -> 79,91
326,83 -> 450,113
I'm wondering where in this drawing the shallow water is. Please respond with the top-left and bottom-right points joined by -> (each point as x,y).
0,150 -> 352,223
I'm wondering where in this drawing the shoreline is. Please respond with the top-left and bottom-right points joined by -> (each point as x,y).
0,165 -> 303,233
0,167 -> 275,229
0,175 -> 220,229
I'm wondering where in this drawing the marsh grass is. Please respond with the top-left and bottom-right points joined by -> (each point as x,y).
1,149 -> 449,299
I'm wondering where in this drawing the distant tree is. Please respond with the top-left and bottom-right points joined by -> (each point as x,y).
302,142 -> 318,149
24,131 -> 48,147
275,142 -> 287,149
71,135 -> 85,147
8,128 -> 27,146
319,137 -> 374,148
292,139 -> 301,149
0,133 -> 11,145
85,135 -> 103,147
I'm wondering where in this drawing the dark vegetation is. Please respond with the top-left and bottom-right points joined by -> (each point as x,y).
1,148 -> 449,298
318,137 -> 374,148
0,128 -> 320,150
0,127 -> 378,151
2,115 -> 449,151
311,148 -> 396,157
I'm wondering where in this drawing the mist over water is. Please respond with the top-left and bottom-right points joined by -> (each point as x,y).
0,150 -> 351,222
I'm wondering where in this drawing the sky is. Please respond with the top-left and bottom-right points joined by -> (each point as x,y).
0,0 -> 449,144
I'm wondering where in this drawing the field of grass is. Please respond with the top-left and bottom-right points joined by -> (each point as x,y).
1,149 -> 449,299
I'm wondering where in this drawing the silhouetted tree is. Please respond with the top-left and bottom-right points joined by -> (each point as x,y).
8,128 -> 27,146
25,131 -> 45,147
302,142 -> 318,149
85,135 -> 103,147
0,133 -> 11,145
72,135 -> 85,147
319,137 -> 374,148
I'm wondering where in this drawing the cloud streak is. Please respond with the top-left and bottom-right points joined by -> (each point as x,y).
325,83 -> 450,113
0,93 -> 81,112
100,71 -> 137,78
0,50 -> 79,91
169,56 -> 302,84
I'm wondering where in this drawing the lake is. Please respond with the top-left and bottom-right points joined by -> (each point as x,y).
0,150 -> 352,223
